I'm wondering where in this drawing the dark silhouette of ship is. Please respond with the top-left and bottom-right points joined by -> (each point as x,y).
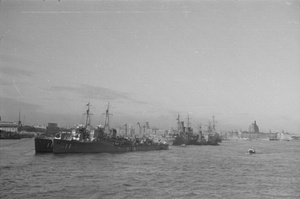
53,103 -> 169,154
0,130 -> 21,139
172,114 -> 220,146
34,136 -> 53,153
0,114 -> 21,139
34,123 -> 59,153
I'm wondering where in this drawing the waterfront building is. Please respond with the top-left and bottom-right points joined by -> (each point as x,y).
0,121 -> 19,132
46,123 -> 59,136
0,117 -> 20,132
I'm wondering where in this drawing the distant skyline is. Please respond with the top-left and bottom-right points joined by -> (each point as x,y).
0,0 -> 299,133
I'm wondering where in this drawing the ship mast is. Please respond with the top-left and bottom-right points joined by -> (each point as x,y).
104,102 -> 112,133
199,123 -> 202,133
84,103 -> 92,129
198,123 -> 203,141
186,113 -> 191,128
176,113 -> 181,132
207,121 -> 212,134
212,116 -> 216,132
124,123 -> 128,137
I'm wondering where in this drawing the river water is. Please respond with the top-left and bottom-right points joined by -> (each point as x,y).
1,139 -> 299,199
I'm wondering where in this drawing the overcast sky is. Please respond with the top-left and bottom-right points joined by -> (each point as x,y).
0,0 -> 299,133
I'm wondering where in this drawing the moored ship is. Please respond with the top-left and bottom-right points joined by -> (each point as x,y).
0,130 -> 21,139
53,103 -> 169,154
163,135 -> 176,145
53,138 -> 168,154
269,138 -> 279,141
34,137 -> 53,153
172,114 -> 219,146
0,117 -> 21,139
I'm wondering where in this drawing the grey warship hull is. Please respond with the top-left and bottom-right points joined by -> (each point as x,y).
172,136 -> 219,146
53,139 -> 169,154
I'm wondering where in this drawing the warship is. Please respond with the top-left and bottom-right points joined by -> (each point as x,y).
53,103 -> 169,154
0,130 -> 21,139
34,136 -> 53,153
34,124 -> 60,153
172,114 -> 220,146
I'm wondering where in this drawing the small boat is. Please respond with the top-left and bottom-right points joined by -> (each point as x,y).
248,148 -> 256,154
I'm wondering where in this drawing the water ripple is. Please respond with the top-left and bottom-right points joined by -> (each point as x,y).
1,140 -> 300,199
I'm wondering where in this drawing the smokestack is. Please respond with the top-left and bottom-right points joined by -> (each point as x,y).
18,110 -> 21,125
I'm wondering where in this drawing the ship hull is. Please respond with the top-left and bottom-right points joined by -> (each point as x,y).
192,140 -> 219,146
173,136 -> 191,145
0,137 -> 21,139
34,137 -> 53,153
0,131 -> 21,139
269,138 -> 279,141
173,136 -> 219,146
163,137 -> 175,145
53,139 -> 169,154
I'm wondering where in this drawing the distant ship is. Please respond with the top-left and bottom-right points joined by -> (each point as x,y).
163,135 -> 176,145
53,103 -> 169,154
0,130 -> 21,139
269,131 -> 280,141
269,131 -> 292,141
172,114 -> 219,146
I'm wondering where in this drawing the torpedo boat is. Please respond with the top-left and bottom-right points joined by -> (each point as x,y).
172,114 -> 219,146
34,136 -> 53,153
